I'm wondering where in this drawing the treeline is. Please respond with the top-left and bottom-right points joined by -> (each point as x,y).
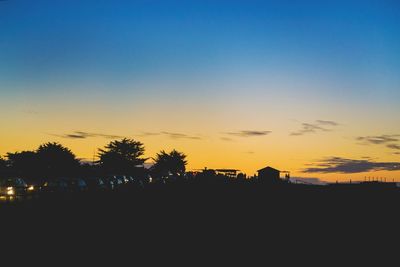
0,138 -> 187,183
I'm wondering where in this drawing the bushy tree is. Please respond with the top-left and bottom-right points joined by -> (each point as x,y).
6,143 -> 79,179
98,138 -> 147,174
7,151 -> 39,178
151,150 -> 187,179
36,142 -> 80,178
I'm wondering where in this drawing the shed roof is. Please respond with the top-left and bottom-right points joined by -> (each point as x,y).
257,166 -> 280,173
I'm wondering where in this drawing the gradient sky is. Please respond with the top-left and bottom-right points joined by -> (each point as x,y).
1,0 -> 399,181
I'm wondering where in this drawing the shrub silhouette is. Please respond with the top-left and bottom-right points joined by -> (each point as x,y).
151,150 -> 187,180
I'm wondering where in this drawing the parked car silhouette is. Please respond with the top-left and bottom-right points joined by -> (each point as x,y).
114,176 -> 125,187
127,176 -> 144,188
103,176 -> 117,190
123,176 -> 130,184
65,178 -> 88,193
0,177 -> 30,200
41,178 -> 69,194
84,177 -> 107,192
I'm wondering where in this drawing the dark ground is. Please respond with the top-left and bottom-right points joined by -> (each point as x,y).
1,183 -> 399,264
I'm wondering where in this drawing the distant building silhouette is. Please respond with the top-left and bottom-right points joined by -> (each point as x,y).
195,168 -> 239,178
257,166 -> 280,183
214,169 -> 239,178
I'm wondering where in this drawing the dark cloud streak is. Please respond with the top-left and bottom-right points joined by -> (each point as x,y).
303,157 -> 400,174
136,131 -> 202,140
135,132 -> 162,137
52,131 -> 124,140
226,131 -> 271,137
161,132 -> 202,140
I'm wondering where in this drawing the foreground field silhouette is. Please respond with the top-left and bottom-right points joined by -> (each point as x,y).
2,178 -> 399,264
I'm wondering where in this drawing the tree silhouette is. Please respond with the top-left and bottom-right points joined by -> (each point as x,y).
36,142 -> 80,178
151,150 -> 187,179
98,138 -> 147,175
7,151 -> 39,179
0,156 -> 7,177
0,156 -> 6,168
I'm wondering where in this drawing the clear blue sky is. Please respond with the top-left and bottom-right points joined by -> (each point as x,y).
1,0 -> 399,91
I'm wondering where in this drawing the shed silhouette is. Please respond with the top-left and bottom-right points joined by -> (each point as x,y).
257,166 -> 280,183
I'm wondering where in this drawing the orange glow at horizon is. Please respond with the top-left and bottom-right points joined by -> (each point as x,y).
0,81 -> 399,183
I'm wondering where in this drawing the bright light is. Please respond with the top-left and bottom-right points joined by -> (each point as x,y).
28,185 -> 34,191
7,187 -> 15,196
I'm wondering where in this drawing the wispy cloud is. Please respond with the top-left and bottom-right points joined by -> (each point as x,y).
225,130 -> 271,137
136,132 -> 162,137
290,120 -> 339,136
303,157 -> 400,174
316,120 -> 339,126
356,135 -> 400,145
136,131 -> 203,140
356,134 -> 400,152
161,132 -> 202,140
51,131 -> 124,140
387,144 -> 400,150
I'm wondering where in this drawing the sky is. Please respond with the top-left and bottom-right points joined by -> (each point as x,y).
0,0 -> 399,181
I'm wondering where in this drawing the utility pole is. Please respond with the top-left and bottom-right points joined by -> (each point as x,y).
92,149 -> 96,165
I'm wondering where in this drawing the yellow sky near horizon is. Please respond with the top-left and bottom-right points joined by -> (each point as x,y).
1,99 -> 399,182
